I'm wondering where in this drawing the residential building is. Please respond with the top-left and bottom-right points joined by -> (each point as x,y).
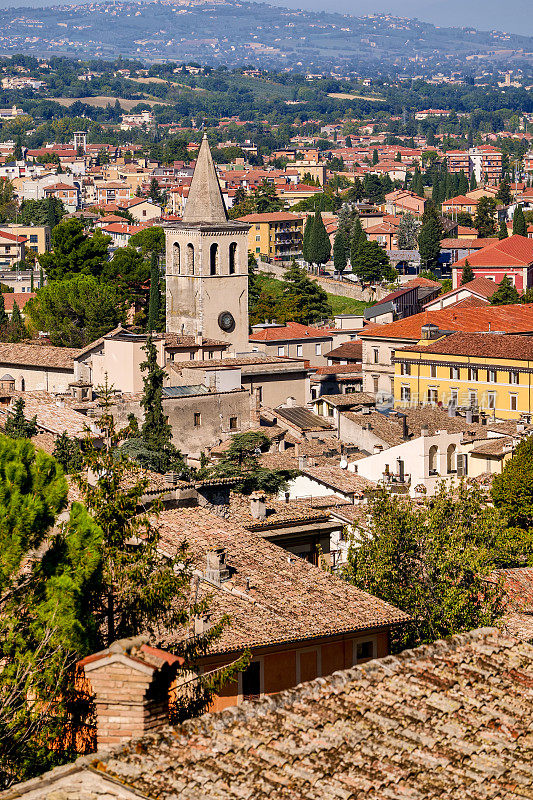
237,211 -> 304,262
250,321 -> 334,366
446,146 -> 503,184
451,234 -> 533,290
43,181 -> 79,210
423,276 -> 497,310
384,189 -> 426,217
118,198 -> 162,222
94,181 -> 132,205
0,342 -> 78,392
393,331 -> 533,420
0,230 -> 26,268
4,224 -> 51,255
441,194 -> 479,217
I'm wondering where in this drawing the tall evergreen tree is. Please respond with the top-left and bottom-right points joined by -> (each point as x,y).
302,216 -> 313,263
474,197 -> 497,238
4,398 -> 37,439
350,217 -> 366,267
0,293 -> 7,329
460,259 -> 475,285
147,251 -> 161,332
307,209 -> 331,268
333,230 -> 347,275
457,170 -> 469,195
498,220 -> 509,239
469,172 -> 477,191
9,302 -> 26,343
513,204 -> 526,236
490,275 -> 520,306
372,148 -> 379,165
417,203 -> 442,272
497,177 -> 512,206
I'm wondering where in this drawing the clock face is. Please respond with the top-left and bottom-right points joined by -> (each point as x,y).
218,311 -> 235,333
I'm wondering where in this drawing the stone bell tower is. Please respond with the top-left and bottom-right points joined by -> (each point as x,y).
164,135 -> 250,354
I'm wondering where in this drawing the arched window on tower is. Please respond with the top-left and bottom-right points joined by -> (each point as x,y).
447,443 -> 457,474
229,242 -> 237,275
187,243 -> 195,275
173,242 -> 180,275
210,243 -> 219,275
428,445 -> 439,476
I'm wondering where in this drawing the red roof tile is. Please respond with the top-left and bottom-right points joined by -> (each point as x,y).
453,235 -> 533,268
250,322 -> 333,342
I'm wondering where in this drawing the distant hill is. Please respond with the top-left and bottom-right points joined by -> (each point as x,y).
0,0 -> 532,71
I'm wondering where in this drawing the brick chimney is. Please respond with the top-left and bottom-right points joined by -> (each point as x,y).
249,387 -> 261,426
79,635 -> 182,750
250,490 -> 266,520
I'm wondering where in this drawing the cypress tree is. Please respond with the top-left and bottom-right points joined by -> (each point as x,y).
417,203 -> 442,272
308,209 -> 331,268
372,148 -> 379,165
39,267 -> 44,289
460,259 -> 475,285
333,230 -> 347,275
147,251 -> 161,332
469,172 -> 477,190
498,220 -> 509,240
9,301 -> 27,342
513,204 -> 526,236
350,217 -> 366,268
4,397 -> 37,438
0,292 -> 7,328
302,216 -> 313,263
457,170 -> 469,195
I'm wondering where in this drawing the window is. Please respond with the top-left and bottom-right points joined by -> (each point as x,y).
430,364 -> 437,378
428,445 -> 439,475
468,367 -> 478,381
29,235 -> 38,244
447,443 -> 457,473
186,243 -> 194,275
488,369 -> 497,383
450,389 -> 458,405
509,371 -> 519,385
189,351 -> 195,360
229,242 -> 237,275
400,385 -> 411,401
373,348 -> 379,364
241,661 -> 261,701
255,235 -> 261,242
510,394 -> 518,411
277,346 -> 285,357
400,362 -> 411,376
487,392 -> 496,410
193,412 -> 201,427
296,344 -> 303,357
450,366 -> 460,380
427,388 -> 438,404
468,390 -> 477,407
229,416 -> 238,430
353,638 -> 376,664
255,247 -> 260,253
210,243 -> 219,275
373,376 -> 379,393
315,343 -> 321,356
208,351 -> 214,359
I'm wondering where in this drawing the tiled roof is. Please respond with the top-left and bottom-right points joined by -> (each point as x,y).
312,364 -> 362,376
0,342 -> 79,369
326,341 -> 362,361
275,406 -> 334,431
250,322 -> 333,342
302,465 -> 375,495
440,237 -> 496,249
17,629 -> 533,800
227,493 -> 328,532
2,292 -> 36,311
398,331 -> 533,361
470,436 -> 514,457
453,234 -> 533,268
450,295 -> 490,309
317,393 -> 373,407
488,568 -> 533,641
358,304 -> 533,340
237,211 -> 303,223
155,506 -> 409,653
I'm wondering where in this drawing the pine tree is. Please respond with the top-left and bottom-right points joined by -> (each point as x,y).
497,176 -> 512,206
353,240 -> 392,284
417,203 -> 442,272
460,260 -> 475,285
302,215 -> 313,263
513,204 -> 526,236
350,216 -> 366,268
52,431 -> 83,473
457,170 -> 469,195
474,197 -> 497,238
0,293 -> 7,329
333,230 -> 347,275
13,136 -> 22,161
147,251 -> 161,332
372,148 -> 379,165
498,220 -> 509,239
4,397 -> 37,439
490,275 -> 520,306
307,209 -> 331,267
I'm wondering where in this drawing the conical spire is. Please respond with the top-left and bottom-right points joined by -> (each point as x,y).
182,133 -> 228,224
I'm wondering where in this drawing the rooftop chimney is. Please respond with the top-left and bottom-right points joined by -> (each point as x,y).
420,425 -> 429,437
250,491 -> 267,520
205,548 -> 230,586
298,454 -> 308,470
79,636 -> 181,750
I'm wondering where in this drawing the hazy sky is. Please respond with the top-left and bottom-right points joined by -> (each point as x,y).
0,0 -> 531,36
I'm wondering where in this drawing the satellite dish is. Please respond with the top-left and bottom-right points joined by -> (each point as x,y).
339,458 -> 348,470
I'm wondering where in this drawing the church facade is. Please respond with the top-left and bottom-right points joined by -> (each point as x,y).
164,135 -> 250,353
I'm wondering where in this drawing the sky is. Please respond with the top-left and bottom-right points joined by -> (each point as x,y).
0,0 -> 531,36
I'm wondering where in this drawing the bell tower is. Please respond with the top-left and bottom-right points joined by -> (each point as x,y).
164,135 -> 250,354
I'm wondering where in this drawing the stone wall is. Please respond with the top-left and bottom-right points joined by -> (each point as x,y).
257,261 -> 389,303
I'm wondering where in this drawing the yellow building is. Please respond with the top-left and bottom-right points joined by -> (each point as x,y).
237,211 -> 304,263
4,224 -> 51,254
393,331 -> 533,421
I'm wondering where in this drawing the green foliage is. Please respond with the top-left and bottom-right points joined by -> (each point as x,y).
343,484 -> 507,650
497,177 -> 512,206
147,252 -> 162,332
230,180 -> 284,219
460,260 -> 475,285
211,431 -> 295,495
281,261 -> 331,323
396,212 -> 418,250
302,216 -> 313,263
25,274 -> 124,348
0,294 -> 6,329
417,202 -> 442,272
513,204 -> 526,237
350,216 -> 366,266
18,198 -> 64,229
352,239 -> 392,283
490,274 -> 520,305
333,230 -> 348,274
3,301 -> 27,343
52,432 -> 83,474
39,219 -> 111,282
0,178 -> 17,224
492,437 -> 533,547
498,220 -> 509,239
4,398 -> 37,439
474,196 -> 497,238
0,435 -> 101,786
101,246 -> 150,304
128,225 -> 165,256
307,209 -> 331,266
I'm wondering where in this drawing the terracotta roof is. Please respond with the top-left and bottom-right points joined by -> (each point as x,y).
15,629 -> 533,799
440,237 -> 497,249
427,276 -> 499,304
312,364 -> 363,376
488,568 -> 533,641
237,211 -> 303,223
155,506 -> 408,653
398,331 -> 533,361
0,230 -> 27,243
450,295 -> 490,309
326,340 -> 363,361
470,437 -> 514,457
0,342 -> 78,369
453,235 -> 533,268
318,393 -> 373,407
1,292 -> 36,311
302,465 -> 375,495
358,305 -> 533,340
250,322 -> 333,342
227,493 -> 328,532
